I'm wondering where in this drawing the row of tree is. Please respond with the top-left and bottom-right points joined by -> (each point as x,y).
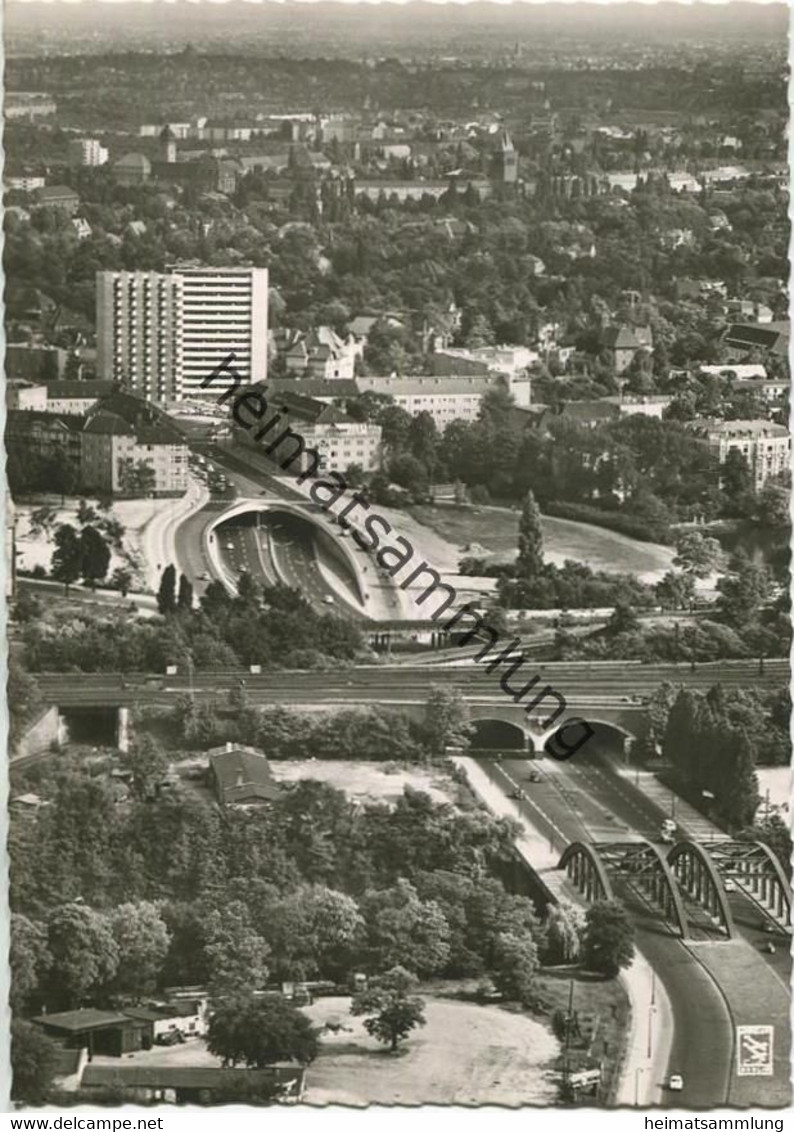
11,743 -> 637,1013
661,684 -> 790,829
19,574 -> 366,674
347,385 -> 782,538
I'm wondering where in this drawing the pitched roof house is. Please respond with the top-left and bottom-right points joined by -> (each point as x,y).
208,744 -> 281,806
603,325 -> 654,374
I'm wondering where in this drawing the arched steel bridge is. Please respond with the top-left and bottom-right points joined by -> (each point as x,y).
560,839 -> 691,938
559,838 -> 791,939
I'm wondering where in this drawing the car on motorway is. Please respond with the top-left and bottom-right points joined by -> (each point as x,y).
668,1075 -> 684,1092
323,596 -> 335,605
226,542 -> 235,551
507,788 -> 527,801
526,770 -> 543,783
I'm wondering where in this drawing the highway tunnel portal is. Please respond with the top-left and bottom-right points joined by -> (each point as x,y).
466,706 -> 641,762
210,501 -> 366,607
468,718 -> 531,754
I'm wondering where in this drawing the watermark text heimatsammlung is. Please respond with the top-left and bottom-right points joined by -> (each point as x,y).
202,352 -> 594,761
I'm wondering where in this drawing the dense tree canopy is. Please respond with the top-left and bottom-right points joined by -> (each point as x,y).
208,996 -> 319,1068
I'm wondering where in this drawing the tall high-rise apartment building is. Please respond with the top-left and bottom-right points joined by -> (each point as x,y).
68,138 -> 109,167
96,266 -> 269,401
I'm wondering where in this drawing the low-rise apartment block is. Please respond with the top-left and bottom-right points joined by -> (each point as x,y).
690,419 -> 790,486
5,410 -> 84,470
240,387 -> 381,476
5,93 -> 57,121
44,380 -> 120,415
68,138 -> 109,167
355,372 -> 530,429
5,380 -> 48,412
81,393 -> 188,497
7,392 -> 189,498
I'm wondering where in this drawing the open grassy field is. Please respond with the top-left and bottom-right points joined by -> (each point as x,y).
268,759 -> 461,807
303,995 -> 560,1106
408,503 -> 674,582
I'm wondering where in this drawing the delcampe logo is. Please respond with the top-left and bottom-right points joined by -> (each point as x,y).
736,1026 -> 774,1077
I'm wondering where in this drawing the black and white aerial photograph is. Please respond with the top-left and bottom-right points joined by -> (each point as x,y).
3,0 -> 792,1114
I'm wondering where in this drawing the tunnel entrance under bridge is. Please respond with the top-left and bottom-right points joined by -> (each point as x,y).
542,718 -> 636,762
468,718 -> 533,756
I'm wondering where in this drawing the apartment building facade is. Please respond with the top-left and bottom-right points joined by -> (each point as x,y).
355,372 -> 531,429
301,419 -> 382,475
692,419 -> 791,487
7,393 -> 189,498
68,138 -> 109,167
81,393 -> 189,497
5,380 -> 48,412
96,266 -> 269,401
240,388 -> 381,476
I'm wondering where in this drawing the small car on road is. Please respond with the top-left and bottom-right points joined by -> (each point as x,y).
668,1075 -> 684,1092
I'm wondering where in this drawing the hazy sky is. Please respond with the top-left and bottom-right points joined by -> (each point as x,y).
5,0 -> 787,6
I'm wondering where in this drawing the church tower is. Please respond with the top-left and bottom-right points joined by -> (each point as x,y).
159,124 -> 177,164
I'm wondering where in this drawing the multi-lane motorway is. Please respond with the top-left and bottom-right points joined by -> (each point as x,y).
483,751 -> 792,973
42,440 -> 793,1107
216,510 -> 367,618
479,747 -> 791,1108
175,452 -> 367,615
31,647 -> 791,1106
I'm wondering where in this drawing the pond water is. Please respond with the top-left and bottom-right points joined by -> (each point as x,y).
714,522 -> 790,578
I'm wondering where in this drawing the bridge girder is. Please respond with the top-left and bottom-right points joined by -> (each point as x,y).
558,841 -> 614,904
697,840 -> 792,931
667,840 -> 736,938
592,840 -> 690,939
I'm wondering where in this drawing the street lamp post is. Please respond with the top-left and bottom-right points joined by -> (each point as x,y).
702,789 -> 715,839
